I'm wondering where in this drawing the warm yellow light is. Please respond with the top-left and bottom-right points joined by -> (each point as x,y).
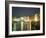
34,14 -> 38,21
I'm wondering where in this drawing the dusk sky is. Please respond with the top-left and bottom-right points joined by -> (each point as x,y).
12,7 -> 40,17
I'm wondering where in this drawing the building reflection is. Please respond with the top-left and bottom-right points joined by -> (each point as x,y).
12,14 -> 40,31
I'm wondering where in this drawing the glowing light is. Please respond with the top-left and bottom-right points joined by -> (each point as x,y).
21,17 -> 24,20
34,14 -> 38,21
13,17 -> 20,21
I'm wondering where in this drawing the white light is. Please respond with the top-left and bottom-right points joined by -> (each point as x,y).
13,18 -> 20,21
21,17 -> 24,20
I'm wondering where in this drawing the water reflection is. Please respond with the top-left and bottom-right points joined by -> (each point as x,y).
12,14 -> 40,31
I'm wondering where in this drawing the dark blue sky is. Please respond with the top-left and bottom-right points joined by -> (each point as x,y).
12,7 -> 40,17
